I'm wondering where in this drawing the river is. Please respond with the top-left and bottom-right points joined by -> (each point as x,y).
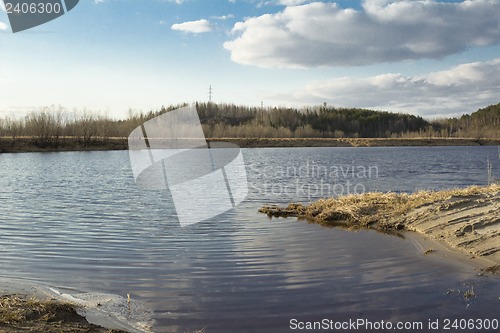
0,146 -> 499,332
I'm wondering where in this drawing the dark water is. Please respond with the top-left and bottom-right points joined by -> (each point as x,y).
0,147 -> 499,332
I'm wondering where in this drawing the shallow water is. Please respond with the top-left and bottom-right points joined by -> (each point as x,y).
0,147 -> 499,332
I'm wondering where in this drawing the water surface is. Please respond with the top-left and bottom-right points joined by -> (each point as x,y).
0,147 -> 499,332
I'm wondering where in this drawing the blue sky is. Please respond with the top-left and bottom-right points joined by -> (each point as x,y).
1,0 -> 499,119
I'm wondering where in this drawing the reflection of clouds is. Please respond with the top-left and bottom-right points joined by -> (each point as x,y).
231,206 -> 352,288
231,202 -> 487,320
3,149 -> 500,332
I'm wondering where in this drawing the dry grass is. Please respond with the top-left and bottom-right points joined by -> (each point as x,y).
308,185 -> 499,225
0,294 -> 128,332
260,185 -> 500,231
463,285 -> 476,299
0,295 -> 51,324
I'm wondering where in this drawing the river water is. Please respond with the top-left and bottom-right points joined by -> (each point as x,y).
0,146 -> 499,332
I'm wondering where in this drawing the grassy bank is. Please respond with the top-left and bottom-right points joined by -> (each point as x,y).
213,137 -> 500,148
2,136 -> 500,153
0,137 -> 128,153
259,185 -> 500,271
0,295 -> 128,333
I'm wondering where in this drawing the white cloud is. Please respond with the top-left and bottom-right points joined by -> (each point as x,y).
275,0 -> 310,5
212,14 -> 235,20
0,22 -> 7,31
171,19 -> 212,33
267,58 -> 500,117
224,0 -> 500,68
259,0 -> 311,5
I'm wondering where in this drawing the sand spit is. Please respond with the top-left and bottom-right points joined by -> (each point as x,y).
259,185 -> 500,271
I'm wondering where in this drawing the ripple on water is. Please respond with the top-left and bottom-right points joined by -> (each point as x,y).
0,148 -> 499,332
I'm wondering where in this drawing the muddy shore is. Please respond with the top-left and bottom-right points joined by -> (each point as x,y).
259,185 -> 500,273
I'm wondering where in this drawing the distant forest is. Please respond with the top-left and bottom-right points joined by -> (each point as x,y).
0,102 -> 499,147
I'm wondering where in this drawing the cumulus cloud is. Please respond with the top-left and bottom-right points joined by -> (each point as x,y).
171,19 -> 212,33
0,22 -> 7,31
267,58 -> 500,117
224,0 -> 500,68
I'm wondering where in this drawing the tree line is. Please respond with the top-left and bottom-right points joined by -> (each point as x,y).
197,102 -> 500,139
0,102 -> 499,148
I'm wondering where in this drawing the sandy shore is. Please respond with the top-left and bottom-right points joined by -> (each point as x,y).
259,185 -> 500,273
396,190 -> 500,267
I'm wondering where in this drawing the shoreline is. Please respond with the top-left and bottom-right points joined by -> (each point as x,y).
0,294 -> 130,333
1,137 -> 500,153
259,185 -> 500,274
404,231 -> 498,274
0,277 -> 152,333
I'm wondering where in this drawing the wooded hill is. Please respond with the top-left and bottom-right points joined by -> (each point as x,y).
0,102 -> 499,149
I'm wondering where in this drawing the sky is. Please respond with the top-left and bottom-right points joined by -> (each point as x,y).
0,0 -> 499,119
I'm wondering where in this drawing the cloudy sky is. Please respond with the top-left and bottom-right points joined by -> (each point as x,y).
1,0 -> 499,119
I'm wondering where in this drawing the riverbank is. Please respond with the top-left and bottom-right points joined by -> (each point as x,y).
1,136 -> 500,152
259,185 -> 500,273
0,295 -> 129,333
213,137 -> 500,148
0,278 -> 153,333
0,137 -> 128,153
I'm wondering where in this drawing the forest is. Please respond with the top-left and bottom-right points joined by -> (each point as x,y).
0,102 -> 499,148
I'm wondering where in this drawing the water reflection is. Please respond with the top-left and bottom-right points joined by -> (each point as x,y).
0,147 -> 499,332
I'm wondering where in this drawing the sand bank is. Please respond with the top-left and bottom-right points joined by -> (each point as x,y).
259,185 -> 500,273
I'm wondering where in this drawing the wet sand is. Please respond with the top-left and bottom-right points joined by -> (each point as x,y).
259,185 -> 500,273
397,190 -> 500,268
